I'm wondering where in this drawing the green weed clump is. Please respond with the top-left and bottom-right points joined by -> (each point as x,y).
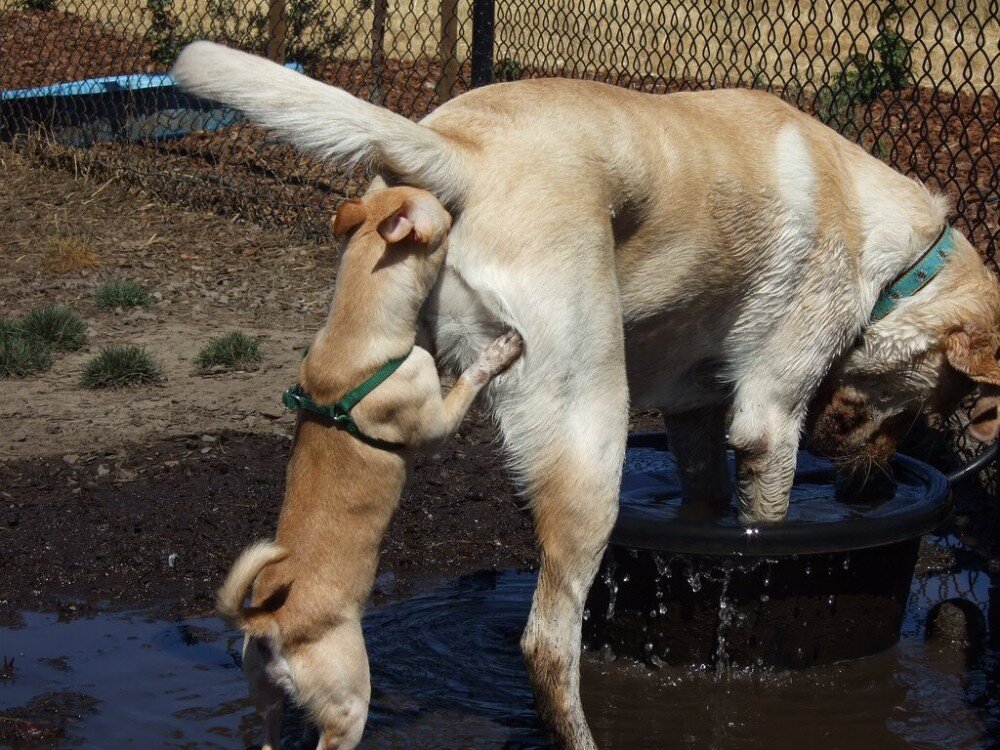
196,331 -> 263,372
0,307 -> 87,379
80,345 -> 166,389
0,318 -> 22,343
92,279 -> 152,309
0,335 -> 53,378
18,306 -> 87,352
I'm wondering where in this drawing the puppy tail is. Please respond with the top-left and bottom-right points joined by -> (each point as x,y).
217,540 -> 288,637
171,41 -> 469,205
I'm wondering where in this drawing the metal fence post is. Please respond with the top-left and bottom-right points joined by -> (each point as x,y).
470,0 -> 495,88
436,0 -> 461,102
370,0 -> 388,105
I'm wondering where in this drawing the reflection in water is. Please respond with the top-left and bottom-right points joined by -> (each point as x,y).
0,546 -> 997,749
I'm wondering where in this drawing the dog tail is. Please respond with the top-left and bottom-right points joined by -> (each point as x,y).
171,41 -> 469,204
216,540 -> 288,637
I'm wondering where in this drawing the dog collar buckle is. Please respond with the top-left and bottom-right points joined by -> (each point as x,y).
281,351 -> 412,452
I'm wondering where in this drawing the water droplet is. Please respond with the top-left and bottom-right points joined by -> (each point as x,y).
582,609 -> 590,621
622,574 -> 630,583
760,594 -> 770,603
602,557 -> 619,620
644,642 -> 654,654
654,554 -> 670,577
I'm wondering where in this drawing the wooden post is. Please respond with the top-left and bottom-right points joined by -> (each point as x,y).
436,0 -> 460,102
370,0 -> 388,105
265,0 -> 288,63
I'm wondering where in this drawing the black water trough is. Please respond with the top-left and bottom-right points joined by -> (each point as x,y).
583,432 -> 957,669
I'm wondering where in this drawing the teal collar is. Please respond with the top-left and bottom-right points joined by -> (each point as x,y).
871,226 -> 954,321
282,350 -> 412,451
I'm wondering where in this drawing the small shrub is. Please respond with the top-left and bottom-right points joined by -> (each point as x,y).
146,0 -> 196,66
40,236 -> 99,274
0,336 -> 52,378
81,345 -> 166,389
818,0 -> 914,136
92,279 -> 151,309
202,0 -> 370,73
0,318 -> 22,343
16,0 -> 58,11
19,306 -> 87,352
196,331 -> 263,372
493,57 -> 523,83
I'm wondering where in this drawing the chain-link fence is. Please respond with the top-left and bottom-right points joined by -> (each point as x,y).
0,0 -> 996,257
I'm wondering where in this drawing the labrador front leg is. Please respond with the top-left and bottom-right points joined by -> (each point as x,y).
729,392 -> 803,523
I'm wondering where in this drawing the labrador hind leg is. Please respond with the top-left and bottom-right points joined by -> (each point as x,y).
663,402 -> 732,518
492,335 -> 628,749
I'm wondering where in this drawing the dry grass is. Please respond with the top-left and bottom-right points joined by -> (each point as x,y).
39,235 -> 100,273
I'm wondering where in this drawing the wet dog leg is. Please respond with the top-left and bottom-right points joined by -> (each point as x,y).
663,402 -> 731,514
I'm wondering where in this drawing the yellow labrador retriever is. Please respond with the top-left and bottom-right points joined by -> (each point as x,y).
175,43 -> 1000,749
217,186 -> 522,750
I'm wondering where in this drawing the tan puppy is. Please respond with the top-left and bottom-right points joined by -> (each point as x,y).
216,186 -> 522,750
175,44 -> 1000,749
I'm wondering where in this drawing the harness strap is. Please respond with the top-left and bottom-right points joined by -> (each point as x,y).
282,350 -> 412,451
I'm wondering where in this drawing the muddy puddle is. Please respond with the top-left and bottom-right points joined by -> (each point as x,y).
2,536 -> 997,749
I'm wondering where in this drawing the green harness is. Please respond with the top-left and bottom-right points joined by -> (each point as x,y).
282,350 -> 412,452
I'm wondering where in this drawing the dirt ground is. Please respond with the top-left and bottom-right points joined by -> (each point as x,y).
0,145 -> 551,622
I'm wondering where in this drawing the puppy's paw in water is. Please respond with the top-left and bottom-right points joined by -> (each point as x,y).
476,330 -> 524,380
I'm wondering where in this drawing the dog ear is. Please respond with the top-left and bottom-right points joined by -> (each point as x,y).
331,199 -> 367,238
377,203 -> 416,244
377,194 -> 450,247
945,326 -> 1000,387
946,327 -> 1000,442
968,385 -> 1000,442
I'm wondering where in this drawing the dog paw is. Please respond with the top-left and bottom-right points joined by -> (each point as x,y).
479,329 -> 524,376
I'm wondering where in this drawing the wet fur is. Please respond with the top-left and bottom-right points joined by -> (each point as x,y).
176,45 -> 1000,749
